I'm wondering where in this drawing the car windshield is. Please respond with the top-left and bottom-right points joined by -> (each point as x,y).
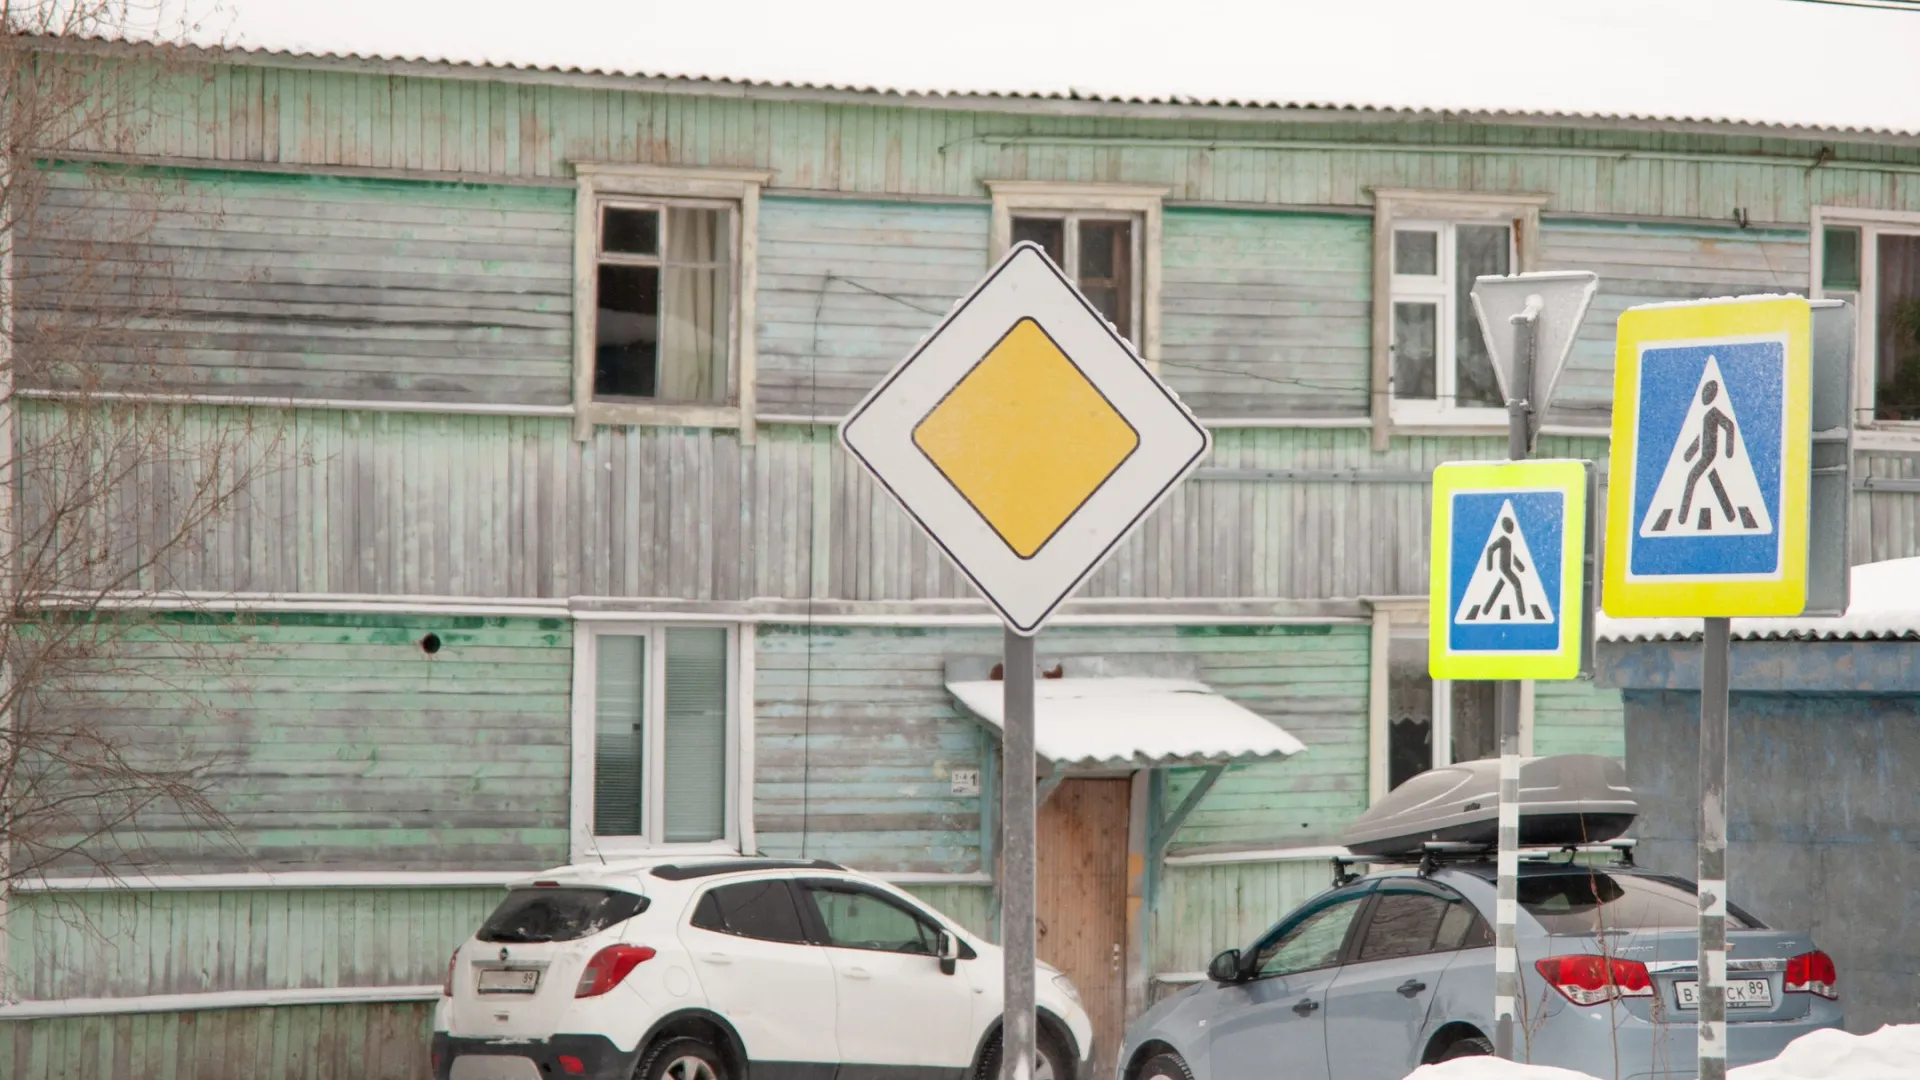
1518,872 -> 1759,935
477,888 -> 650,943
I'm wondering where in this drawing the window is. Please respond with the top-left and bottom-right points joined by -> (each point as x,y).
1011,214 -> 1138,342
571,164 -> 768,439
1816,213 -> 1920,424
476,888 -> 650,944
1355,884 -> 1487,963
1518,872 -> 1761,935
1368,191 -> 1544,448
1253,892 -> 1368,978
691,879 -> 810,944
594,204 -> 732,404
1389,221 -> 1513,419
802,883 -> 943,955
1386,633 -> 1497,791
988,182 -> 1167,368
572,624 -> 738,856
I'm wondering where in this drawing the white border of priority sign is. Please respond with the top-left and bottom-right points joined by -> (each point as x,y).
839,242 -> 1211,635
1429,459 -> 1589,681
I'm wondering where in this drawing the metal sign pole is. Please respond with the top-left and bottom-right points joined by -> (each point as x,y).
1001,629 -> 1037,1080
1493,302 -> 1540,1061
1697,617 -> 1732,1080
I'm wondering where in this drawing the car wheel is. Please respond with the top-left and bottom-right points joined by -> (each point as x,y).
1136,1051 -> 1193,1080
977,1026 -> 1073,1080
1435,1035 -> 1495,1061
637,1036 -> 727,1080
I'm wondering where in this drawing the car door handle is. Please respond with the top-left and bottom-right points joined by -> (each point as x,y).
1292,998 -> 1319,1017
702,952 -> 732,965
1397,979 -> 1428,998
844,966 -> 872,980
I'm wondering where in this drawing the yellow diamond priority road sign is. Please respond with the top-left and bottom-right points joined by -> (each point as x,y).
841,243 -> 1210,634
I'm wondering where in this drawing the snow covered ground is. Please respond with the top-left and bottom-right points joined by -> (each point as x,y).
1401,1025 -> 1920,1080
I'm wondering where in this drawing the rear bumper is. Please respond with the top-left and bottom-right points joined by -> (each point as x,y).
433,1032 -> 641,1080
1530,1001 -> 1844,1080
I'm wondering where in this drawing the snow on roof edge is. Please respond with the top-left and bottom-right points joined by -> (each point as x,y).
35,33 -> 1920,142
1599,557 -> 1920,644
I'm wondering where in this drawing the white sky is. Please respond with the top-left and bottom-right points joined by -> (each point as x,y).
116,0 -> 1920,135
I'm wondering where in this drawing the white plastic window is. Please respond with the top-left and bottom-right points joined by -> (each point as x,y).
1389,221 -> 1513,422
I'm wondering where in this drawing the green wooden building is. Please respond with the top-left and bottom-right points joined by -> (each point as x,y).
4,29 -> 1920,1080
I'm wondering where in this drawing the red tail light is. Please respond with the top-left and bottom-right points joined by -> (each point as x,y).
1534,955 -> 1654,1006
1785,950 -> 1839,1000
558,1056 -> 586,1075
443,949 -> 459,996
574,944 -> 656,998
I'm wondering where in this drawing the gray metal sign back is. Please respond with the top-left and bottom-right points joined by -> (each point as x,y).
1470,271 -> 1599,416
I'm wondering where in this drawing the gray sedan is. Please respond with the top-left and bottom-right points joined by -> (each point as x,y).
1117,861 -> 1842,1080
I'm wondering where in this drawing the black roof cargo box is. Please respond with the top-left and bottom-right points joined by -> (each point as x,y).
1341,754 -> 1637,857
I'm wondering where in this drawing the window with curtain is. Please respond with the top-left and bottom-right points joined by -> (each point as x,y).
1389,220 -> 1513,421
586,626 -> 731,847
594,202 -> 733,405
1822,222 -> 1920,422
1385,633 -> 1498,793
1011,213 -> 1139,344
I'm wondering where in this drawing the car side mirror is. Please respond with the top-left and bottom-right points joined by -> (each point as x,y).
938,930 -> 960,975
1207,948 -> 1244,984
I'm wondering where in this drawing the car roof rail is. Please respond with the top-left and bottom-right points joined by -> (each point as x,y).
1330,838 -> 1638,885
651,858 -> 846,881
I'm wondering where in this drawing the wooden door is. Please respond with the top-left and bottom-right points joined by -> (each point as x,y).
1036,778 -> 1130,1080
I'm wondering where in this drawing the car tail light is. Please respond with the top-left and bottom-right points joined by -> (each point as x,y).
1534,955 -> 1654,1006
443,949 -> 459,996
558,1056 -> 586,1075
574,944 -> 656,998
1785,950 -> 1839,1000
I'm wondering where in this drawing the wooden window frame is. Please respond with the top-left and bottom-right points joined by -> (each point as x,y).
571,164 -> 771,443
1811,205 -> 1920,443
1365,599 -> 1532,804
987,181 -> 1167,373
1368,191 -> 1547,450
568,620 -> 748,860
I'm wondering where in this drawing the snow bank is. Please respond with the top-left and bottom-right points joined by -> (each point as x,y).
1397,1025 -> 1920,1080
1729,1024 -> 1920,1080
1404,1060 -> 1600,1080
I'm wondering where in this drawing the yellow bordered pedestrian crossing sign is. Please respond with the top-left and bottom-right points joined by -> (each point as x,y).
1429,459 -> 1591,681
840,242 -> 1211,634
1603,296 -> 1812,618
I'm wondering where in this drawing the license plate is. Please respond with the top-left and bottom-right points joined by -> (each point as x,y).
476,968 -> 541,995
1674,978 -> 1773,1009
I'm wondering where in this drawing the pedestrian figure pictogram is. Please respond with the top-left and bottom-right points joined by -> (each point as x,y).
1455,499 -> 1555,625
1639,356 -> 1773,538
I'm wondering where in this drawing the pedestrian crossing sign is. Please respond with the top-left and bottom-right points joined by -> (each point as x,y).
1429,459 -> 1591,681
1603,296 -> 1811,618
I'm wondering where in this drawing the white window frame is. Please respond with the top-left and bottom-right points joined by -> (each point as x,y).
1386,220 -> 1516,427
1366,599 -> 1532,805
1811,205 -> 1920,442
987,181 -> 1167,372
1369,190 -> 1547,450
569,621 -> 749,861
571,164 -> 771,443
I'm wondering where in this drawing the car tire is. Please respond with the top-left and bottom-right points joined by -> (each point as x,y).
1136,1051 -> 1193,1080
1435,1035 -> 1495,1062
977,1026 -> 1074,1080
637,1036 -> 728,1080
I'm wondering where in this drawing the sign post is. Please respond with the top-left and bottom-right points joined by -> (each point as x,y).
1464,270 -> 1597,1060
841,243 -> 1209,1080
1604,296 -> 1816,1080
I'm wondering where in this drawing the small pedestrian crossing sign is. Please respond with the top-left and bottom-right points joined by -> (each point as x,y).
1430,460 -> 1591,681
1604,296 -> 1811,618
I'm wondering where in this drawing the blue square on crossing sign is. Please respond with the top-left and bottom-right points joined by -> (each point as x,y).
1627,338 -> 1786,579
1447,490 -> 1566,655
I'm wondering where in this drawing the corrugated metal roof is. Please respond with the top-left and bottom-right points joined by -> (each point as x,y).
947,677 -> 1307,769
1598,557 -> 1920,643
74,0 -> 1920,139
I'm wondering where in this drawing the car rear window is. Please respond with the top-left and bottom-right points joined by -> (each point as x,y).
477,888 -> 650,944
1518,872 -> 1759,935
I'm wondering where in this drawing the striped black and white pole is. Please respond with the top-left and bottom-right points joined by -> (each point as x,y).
1697,616 -> 1732,1080
1493,303 -> 1541,1060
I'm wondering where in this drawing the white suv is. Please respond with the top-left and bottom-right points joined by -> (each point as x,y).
431,857 -> 1094,1080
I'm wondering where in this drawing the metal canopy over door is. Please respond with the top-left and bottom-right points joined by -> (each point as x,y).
1037,778 -> 1130,1079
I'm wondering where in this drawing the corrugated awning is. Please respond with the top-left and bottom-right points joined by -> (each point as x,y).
945,677 -> 1305,771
